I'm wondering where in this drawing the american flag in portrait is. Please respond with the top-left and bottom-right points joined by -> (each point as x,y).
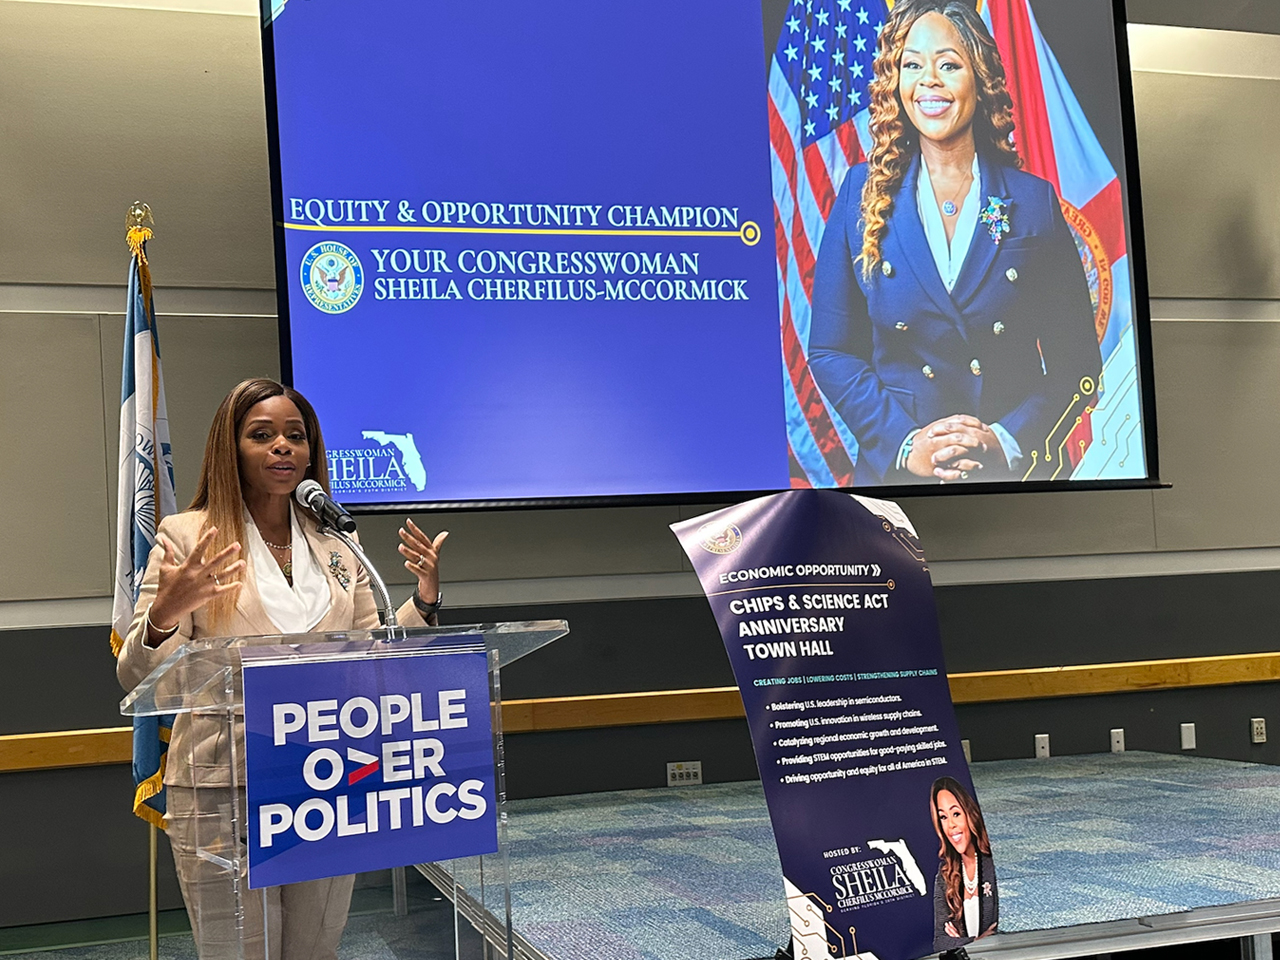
769,0 -> 890,487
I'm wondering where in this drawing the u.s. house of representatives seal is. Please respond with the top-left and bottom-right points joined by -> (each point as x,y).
300,241 -> 364,313
698,521 -> 742,555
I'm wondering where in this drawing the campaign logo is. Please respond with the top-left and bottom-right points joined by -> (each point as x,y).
300,241 -> 364,314
698,521 -> 742,555
328,431 -> 426,495
828,839 -> 927,910
242,646 -> 497,888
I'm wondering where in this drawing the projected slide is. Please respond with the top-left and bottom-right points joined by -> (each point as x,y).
264,0 -> 1150,505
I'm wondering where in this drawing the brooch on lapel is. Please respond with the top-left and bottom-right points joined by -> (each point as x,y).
983,882 -> 993,897
979,196 -> 1011,245
328,551 -> 351,591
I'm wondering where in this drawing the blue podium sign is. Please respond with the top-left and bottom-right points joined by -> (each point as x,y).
242,643 -> 498,889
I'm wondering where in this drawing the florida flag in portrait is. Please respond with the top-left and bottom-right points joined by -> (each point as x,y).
981,0 -> 1143,479
771,0 -> 1143,485
110,222 -> 178,828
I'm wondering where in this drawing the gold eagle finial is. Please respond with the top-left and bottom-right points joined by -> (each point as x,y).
126,201 -> 155,261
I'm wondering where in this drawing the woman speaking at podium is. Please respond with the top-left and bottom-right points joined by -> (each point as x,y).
117,377 -> 448,960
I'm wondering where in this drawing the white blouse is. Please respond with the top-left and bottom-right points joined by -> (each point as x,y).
916,153 -> 981,293
244,503 -> 331,634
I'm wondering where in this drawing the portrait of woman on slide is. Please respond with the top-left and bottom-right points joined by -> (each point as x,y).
808,0 -> 1102,486
930,776 -> 998,951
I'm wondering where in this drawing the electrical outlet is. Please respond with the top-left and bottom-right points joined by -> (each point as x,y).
961,739 -> 972,763
1180,723 -> 1197,750
1034,733 -> 1050,759
1252,718 -> 1267,744
667,760 -> 703,786
1110,728 -> 1125,753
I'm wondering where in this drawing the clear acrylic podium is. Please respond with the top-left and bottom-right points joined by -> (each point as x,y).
120,620 -> 569,960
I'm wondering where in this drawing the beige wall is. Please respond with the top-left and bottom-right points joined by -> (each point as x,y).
2,4 -> 1278,605
1135,73 -> 1280,299
0,2 -> 275,288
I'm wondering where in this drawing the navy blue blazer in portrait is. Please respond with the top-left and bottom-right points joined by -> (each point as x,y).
808,152 -> 1102,484
932,852 -> 998,952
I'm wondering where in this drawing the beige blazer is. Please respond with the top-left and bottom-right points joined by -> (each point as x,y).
117,508 -> 427,788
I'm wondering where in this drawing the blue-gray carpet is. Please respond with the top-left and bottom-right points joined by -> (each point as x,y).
6,752 -> 1280,960
492,752 -> 1280,960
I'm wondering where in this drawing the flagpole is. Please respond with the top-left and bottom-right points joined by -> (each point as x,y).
149,823 -> 159,960
118,200 -> 167,960
132,199 -> 161,960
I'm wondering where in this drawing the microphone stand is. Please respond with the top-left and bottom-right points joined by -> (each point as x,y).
316,521 -> 411,914
318,523 -> 403,638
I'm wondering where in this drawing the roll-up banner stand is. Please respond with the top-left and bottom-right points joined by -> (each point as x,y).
673,491 -> 997,960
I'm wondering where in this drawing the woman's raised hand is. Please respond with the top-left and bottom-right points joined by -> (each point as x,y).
398,518 -> 448,606
147,527 -> 244,641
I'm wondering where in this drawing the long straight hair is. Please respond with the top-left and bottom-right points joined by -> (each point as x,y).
189,378 -> 331,627
930,776 -> 992,925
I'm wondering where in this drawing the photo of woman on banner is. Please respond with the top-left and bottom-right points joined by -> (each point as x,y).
807,0 -> 1101,485
931,776 -> 998,950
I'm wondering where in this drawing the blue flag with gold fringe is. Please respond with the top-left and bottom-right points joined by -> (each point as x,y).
111,206 -> 178,828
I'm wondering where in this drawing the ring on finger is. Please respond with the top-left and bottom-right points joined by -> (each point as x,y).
960,471 -> 969,480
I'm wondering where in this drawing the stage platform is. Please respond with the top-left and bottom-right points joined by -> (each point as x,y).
425,752 -> 1280,960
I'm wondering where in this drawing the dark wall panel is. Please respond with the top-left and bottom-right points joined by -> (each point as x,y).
0,765 -> 183,927
0,625 -> 129,736
935,570 -> 1280,672
956,682 -> 1280,765
442,597 -> 729,700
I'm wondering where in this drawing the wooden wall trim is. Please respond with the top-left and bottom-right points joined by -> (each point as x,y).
502,686 -> 745,733
7,652 -> 1280,771
946,651 -> 1280,703
0,727 -> 133,773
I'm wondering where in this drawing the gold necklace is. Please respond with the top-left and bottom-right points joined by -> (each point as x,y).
260,534 -> 293,580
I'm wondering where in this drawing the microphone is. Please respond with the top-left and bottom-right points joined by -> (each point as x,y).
295,479 -> 357,533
